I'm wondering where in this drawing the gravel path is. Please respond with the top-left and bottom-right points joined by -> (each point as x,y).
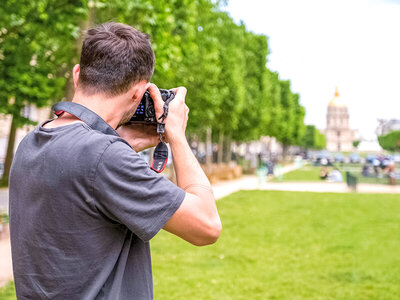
0,188 -> 8,213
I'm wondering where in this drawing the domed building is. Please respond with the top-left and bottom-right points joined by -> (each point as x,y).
324,87 -> 357,152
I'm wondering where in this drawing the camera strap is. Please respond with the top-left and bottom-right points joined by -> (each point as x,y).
52,102 -> 118,137
151,92 -> 175,173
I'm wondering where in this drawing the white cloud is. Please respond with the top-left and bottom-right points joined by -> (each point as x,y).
225,0 -> 400,139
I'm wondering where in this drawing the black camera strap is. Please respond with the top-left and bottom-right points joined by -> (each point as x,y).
151,93 -> 175,173
52,102 -> 118,137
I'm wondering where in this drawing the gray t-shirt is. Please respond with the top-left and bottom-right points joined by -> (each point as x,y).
9,120 -> 185,299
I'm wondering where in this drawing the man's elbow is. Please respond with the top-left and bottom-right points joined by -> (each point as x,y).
193,218 -> 222,246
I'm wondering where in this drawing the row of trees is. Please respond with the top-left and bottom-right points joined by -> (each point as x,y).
0,0 -> 325,182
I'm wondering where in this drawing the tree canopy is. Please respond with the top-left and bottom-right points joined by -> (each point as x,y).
1,0 -> 320,179
378,130 -> 400,152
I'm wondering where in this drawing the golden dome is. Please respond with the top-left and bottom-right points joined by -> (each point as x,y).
328,87 -> 346,107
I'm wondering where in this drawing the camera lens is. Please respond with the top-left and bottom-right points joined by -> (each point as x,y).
146,103 -> 155,117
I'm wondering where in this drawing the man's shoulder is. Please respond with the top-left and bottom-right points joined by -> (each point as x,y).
16,123 -> 133,170
59,124 -> 134,165
40,122 -> 130,151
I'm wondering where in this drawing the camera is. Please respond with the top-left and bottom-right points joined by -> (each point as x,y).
129,89 -> 175,123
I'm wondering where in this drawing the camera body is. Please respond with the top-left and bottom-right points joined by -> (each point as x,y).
129,89 -> 175,123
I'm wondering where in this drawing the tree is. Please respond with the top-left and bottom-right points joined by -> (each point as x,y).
233,31 -> 269,142
0,0 -> 86,183
212,12 -> 246,142
378,130 -> 400,152
352,140 -> 360,149
263,70 -> 283,139
274,79 -> 305,156
302,125 -> 326,150
1,0 -> 311,176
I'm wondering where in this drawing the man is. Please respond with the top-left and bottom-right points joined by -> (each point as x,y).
9,22 -> 221,299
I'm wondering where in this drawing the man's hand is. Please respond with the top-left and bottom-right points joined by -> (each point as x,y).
148,83 -> 189,143
149,84 -> 221,246
117,83 -> 187,152
117,123 -> 163,152
148,84 -> 222,245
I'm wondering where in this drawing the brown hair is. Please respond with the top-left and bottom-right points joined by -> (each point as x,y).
78,22 -> 155,96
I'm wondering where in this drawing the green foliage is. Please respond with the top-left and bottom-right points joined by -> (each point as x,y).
233,31 -> 269,141
0,0 -> 86,126
81,0 -> 309,144
151,191 -> 400,299
274,80 -> 306,146
1,213 -> 9,224
353,140 -> 361,148
1,0 -> 312,148
378,130 -> 400,152
302,125 -> 326,150
209,12 -> 247,140
263,70 -> 283,138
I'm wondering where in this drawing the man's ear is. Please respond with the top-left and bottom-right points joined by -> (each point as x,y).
72,64 -> 80,89
132,81 -> 150,103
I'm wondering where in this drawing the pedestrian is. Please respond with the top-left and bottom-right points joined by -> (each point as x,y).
329,168 -> 343,182
320,166 -> 329,180
384,161 -> 396,186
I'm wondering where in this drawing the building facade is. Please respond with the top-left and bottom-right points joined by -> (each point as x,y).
324,88 -> 356,152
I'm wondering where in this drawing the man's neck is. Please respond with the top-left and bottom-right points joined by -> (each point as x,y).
71,91 -> 128,129
44,91 -> 131,129
44,85 -> 143,130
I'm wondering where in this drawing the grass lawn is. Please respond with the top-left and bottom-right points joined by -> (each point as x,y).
277,165 -> 397,185
273,166 -> 322,182
2,190 -> 400,299
153,191 -> 400,299
0,282 -> 15,300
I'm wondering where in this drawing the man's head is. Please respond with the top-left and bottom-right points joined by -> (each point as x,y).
76,22 -> 155,97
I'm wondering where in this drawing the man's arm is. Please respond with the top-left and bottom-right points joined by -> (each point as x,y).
116,123 -> 160,153
149,85 -> 222,246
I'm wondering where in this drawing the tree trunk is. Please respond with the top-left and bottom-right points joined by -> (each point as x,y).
223,132 -> 232,163
192,133 -> 199,160
205,127 -> 212,166
267,137 -> 272,161
217,130 -> 223,164
2,114 -> 18,184
282,144 -> 288,161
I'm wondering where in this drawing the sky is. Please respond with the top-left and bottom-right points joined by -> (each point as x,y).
224,0 -> 400,140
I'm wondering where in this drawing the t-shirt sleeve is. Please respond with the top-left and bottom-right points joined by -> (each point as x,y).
93,141 -> 185,242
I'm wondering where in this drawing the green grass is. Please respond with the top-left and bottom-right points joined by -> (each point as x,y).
277,165 -> 398,185
2,191 -> 400,299
273,166 -> 322,182
0,282 -> 15,300
152,191 -> 400,299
